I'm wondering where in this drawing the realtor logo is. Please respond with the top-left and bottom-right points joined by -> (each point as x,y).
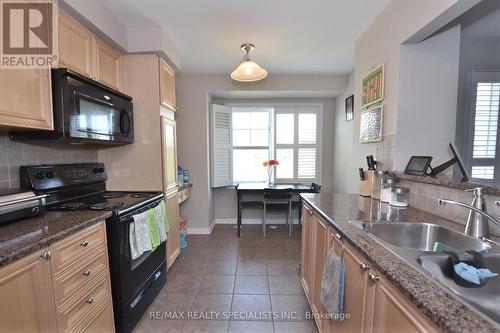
1,0 -> 58,68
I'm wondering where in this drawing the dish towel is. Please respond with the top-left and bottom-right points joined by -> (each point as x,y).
154,200 -> 169,242
320,248 -> 345,317
130,211 -> 153,260
454,262 -> 498,285
147,209 -> 161,249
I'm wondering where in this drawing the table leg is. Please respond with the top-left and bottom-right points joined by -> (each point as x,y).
237,190 -> 241,237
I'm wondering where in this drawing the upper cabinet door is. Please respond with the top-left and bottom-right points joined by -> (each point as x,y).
159,57 -> 177,111
94,37 -> 123,91
0,69 -> 53,130
58,10 -> 93,77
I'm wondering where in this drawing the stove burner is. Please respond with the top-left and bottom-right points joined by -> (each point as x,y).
57,202 -> 87,210
89,202 -> 124,210
101,192 -> 127,199
130,193 -> 153,198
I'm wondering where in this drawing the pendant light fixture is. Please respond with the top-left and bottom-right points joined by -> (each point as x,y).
230,43 -> 268,82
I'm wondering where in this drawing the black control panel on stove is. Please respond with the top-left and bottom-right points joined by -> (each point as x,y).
20,163 -> 107,191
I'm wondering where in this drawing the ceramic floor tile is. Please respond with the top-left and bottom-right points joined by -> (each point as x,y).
132,318 -> 184,333
228,321 -> 274,333
274,321 -> 318,333
236,260 -> 267,275
189,294 -> 232,318
181,320 -> 229,333
266,260 -> 300,276
234,275 -> 269,294
268,275 -> 303,295
230,295 -> 272,321
206,260 -> 237,275
147,292 -> 196,315
165,274 -> 203,294
198,275 -> 235,294
271,295 -> 311,321
173,259 -> 209,275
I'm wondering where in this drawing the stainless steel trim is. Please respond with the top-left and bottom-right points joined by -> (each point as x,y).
116,193 -> 165,216
0,194 -> 48,207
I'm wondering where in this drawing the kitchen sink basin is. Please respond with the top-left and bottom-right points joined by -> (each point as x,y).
418,253 -> 500,323
361,222 -> 490,252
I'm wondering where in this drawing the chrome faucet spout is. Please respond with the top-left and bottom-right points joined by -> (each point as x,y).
438,198 -> 500,239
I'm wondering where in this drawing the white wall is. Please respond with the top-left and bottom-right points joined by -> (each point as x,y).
332,72 -> 356,193
176,74 -> 346,233
394,25 -> 461,171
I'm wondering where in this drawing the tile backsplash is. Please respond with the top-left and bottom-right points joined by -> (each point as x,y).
376,134 -> 395,170
400,179 -> 500,236
0,132 -> 97,190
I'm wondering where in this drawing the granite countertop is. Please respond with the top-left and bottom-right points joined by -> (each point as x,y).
0,210 -> 112,267
300,193 -> 499,333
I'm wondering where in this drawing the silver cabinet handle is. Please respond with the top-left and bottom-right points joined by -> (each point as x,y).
334,233 -> 342,240
360,263 -> 370,271
80,240 -> 89,247
82,269 -> 91,277
40,250 -> 51,260
368,272 -> 380,282
85,297 -> 94,304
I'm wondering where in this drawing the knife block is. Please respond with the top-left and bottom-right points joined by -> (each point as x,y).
359,171 -> 373,197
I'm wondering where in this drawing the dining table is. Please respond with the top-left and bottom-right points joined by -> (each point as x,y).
235,182 -> 316,237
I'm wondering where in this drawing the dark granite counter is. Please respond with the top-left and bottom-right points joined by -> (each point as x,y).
0,210 -> 112,267
300,193 -> 499,333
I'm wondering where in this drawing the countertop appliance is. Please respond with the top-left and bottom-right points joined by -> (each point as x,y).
20,162 -> 165,333
0,190 -> 47,225
11,68 -> 134,145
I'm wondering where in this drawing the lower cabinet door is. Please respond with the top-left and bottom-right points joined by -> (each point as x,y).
370,274 -> 439,333
310,215 -> 329,331
300,204 -> 314,299
80,295 -> 115,333
0,250 -> 57,333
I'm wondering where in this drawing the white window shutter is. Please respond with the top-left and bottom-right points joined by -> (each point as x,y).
210,105 -> 233,188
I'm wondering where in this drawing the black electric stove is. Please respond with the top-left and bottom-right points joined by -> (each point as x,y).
20,163 -> 166,333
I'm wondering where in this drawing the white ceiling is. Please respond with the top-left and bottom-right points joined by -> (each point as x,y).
100,0 -> 390,74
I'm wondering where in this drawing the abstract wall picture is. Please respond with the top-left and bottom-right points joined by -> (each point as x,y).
345,95 -> 354,121
361,64 -> 384,108
360,105 -> 383,143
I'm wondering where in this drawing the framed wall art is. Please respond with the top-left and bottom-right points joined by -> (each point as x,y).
361,64 -> 384,108
345,95 -> 354,121
360,105 -> 383,143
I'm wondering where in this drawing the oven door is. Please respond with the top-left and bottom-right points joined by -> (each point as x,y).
107,199 -> 166,306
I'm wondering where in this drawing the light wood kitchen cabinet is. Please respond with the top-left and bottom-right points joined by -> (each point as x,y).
300,204 -> 314,298
0,68 -> 53,130
159,57 -> 177,111
161,116 -> 179,196
0,221 -> 115,333
94,37 -> 123,91
58,9 -> 123,91
0,250 -> 58,333
166,192 -> 181,269
58,9 -> 93,77
300,203 -> 440,333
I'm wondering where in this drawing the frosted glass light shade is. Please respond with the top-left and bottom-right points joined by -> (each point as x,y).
231,60 -> 268,82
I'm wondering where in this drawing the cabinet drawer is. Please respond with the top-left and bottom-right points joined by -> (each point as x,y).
57,271 -> 111,333
75,295 -> 115,333
53,245 -> 109,308
50,222 -> 106,275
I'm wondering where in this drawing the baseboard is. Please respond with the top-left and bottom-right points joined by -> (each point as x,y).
186,227 -> 212,235
215,218 -> 298,225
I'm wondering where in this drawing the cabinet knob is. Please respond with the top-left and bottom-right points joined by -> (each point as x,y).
297,263 -> 302,273
85,297 -> 94,304
82,269 -> 91,277
368,272 -> 380,282
360,263 -> 371,271
80,240 -> 89,247
40,250 -> 51,260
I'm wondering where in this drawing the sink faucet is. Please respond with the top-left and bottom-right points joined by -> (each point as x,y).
438,188 -> 500,239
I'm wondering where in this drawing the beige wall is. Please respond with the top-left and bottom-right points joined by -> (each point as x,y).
176,74 -> 346,233
332,72 -> 355,193
334,0 -> 477,192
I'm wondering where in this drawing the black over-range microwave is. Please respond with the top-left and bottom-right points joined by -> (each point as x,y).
10,68 -> 134,145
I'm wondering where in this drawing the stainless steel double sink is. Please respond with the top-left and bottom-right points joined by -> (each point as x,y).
357,221 -> 500,325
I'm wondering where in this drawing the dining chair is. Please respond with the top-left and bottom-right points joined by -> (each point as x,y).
263,188 -> 293,238
235,184 -> 265,233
